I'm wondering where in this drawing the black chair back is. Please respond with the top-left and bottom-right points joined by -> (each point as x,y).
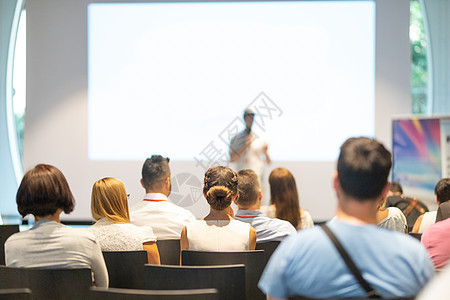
408,232 -> 422,241
0,288 -> 32,300
102,250 -> 148,289
90,287 -> 219,300
288,296 -> 414,300
0,225 -> 20,265
0,266 -> 92,300
156,240 -> 180,265
144,264 -> 245,300
256,241 -> 280,267
181,250 -> 265,300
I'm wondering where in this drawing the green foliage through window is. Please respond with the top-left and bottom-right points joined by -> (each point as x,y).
410,0 -> 428,114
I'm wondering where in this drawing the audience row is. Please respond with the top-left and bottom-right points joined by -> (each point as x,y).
3,136 -> 450,299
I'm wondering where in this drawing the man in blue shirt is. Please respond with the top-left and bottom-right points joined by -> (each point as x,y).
258,137 -> 434,299
235,169 -> 296,242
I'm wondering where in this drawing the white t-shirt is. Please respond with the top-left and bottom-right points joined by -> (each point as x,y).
186,219 -> 251,251
130,193 -> 196,240
418,211 -> 437,234
261,205 -> 314,230
86,218 -> 156,251
378,207 -> 408,233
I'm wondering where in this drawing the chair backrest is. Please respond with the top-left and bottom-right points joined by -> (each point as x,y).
288,296 -> 414,300
0,288 -> 32,300
0,225 -> 20,265
0,266 -> 92,300
408,232 -> 422,241
256,241 -> 281,267
102,250 -> 148,289
144,264 -> 245,300
156,239 -> 180,265
90,287 -> 219,300
181,250 -> 265,300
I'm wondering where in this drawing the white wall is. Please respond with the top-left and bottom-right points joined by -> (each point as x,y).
22,0 -> 412,221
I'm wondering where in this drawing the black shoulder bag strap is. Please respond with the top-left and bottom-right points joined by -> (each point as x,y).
321,224 -> 381,299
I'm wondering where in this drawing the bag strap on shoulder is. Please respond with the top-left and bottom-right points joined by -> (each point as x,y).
321,224 -> 381,299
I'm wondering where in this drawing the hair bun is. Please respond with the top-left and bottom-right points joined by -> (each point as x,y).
206,186 -> 232,210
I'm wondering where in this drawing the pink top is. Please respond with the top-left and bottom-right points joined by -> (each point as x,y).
421,217 -> 450,269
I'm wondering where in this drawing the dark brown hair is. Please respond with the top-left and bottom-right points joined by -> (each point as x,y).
141,155 -> 170,191
236,169 -> 260,207
269,168 -> 300,229
338,137 -> 392,200
203,166 -> 238,210
16,164 -> 75,217
435,178 -> 450,204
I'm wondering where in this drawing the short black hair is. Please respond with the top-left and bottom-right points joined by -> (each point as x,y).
435,178 -> 450,204
17,164 -> 75,217
237,169 -> 260,207
337,137 -> 392,200
390,182 -> 403,194
141,155 -> 170,191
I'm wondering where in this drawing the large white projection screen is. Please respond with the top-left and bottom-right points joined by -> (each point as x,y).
24,0 -> 412,221
88,1 -> 375,162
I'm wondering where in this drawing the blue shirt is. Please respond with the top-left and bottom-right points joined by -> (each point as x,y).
235,209 -> 296,242
258,220 -> 434,299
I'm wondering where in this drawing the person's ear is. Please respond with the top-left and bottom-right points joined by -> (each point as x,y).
165,177 -> 170,190
380,182 -> 391,198
140,178 -> 145,188
333,171 -> 339,192
258,190 -> 262,202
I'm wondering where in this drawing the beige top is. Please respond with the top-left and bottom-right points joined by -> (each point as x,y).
261,205 -> 314,230
186,219 -> 251,251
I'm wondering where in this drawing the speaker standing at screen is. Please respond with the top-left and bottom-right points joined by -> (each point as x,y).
229,109 -> 271,180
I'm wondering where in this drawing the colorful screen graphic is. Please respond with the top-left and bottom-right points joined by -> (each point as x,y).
392,118 -> 442,201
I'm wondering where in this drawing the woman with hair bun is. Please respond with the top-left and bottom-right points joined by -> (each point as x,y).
180,166 -> 256,251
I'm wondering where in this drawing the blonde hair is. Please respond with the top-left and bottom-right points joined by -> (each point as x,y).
91,177 -> 130,223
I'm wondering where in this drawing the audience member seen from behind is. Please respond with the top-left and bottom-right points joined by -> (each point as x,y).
5,164 -> 108,287
385,181 -> 428,232
180,166 -> 257,251
258,137 -> 434,299
413,178 -> 450,233
421,201 -> 450,269
261,168 -> 313,230
130,155 -> 196,240
87,177 -> 160,264
376,196 -> 407,233
235,169 -> 296,242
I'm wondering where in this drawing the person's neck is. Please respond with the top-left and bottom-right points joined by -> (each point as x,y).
35,211 -> 61,223
146,190 -> 169,197
336,197 -> 378,225
204,208 -> 233,220
238,202 -> 260,211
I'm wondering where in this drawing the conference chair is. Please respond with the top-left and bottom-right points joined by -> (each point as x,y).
256,241 -> 281,267
0,288 -> 32,300
288,296 -> 414,300
156,239 -> 180,265
0,266 -> 92,300
408,232 -> 422,241
102,250 -> 148,289
0,224 -> 19,265
90,287 -> 219,300
181,250 -> 265,300
144,264 -> 246,300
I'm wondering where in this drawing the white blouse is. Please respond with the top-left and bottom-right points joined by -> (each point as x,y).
261,205 -> 314,230
186,219 -> 251,251
87,218 -> 156,251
